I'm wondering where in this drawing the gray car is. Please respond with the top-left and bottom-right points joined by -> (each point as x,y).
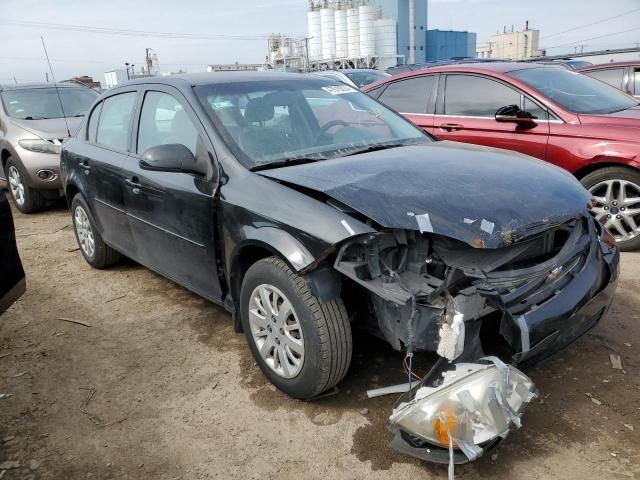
0,83 -> 98,213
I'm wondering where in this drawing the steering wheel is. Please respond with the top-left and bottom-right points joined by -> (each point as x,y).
316,120 -> 349,142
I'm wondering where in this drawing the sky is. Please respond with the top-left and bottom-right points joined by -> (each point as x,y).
0,0 -> 638,84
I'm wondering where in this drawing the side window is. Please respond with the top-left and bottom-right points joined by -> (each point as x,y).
523,96 -> 548,120
366,85 -> 387,99
86,102 -> 103,142
584,68 -> 625,89
138,91 -> 199,155
378,76 -> 434,114
634,69 -> 640,96
96,92 -> 137,151
444,75 -> 521,117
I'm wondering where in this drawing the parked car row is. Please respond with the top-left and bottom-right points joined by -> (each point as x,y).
364,62 -> 640,250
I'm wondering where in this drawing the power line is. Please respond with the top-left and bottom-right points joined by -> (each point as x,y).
0,55 -> 212,67
540,7 -> 640,40
544,27 -> 640,49
0,19 -> 303,41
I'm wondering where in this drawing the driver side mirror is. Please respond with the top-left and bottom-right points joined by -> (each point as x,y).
139,144 -> 206,176
495,104 -> 536,126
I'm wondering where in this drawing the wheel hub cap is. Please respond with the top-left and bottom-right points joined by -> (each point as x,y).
74,206 -> 95,258
589,179 -> 640,242
248,284 -> 304,379
7,166 -> 25,207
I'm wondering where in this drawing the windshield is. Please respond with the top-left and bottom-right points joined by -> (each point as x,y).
509,67 -> 639,114
194,78 -> 429,169
1,87 -> 99,120
344,70 -> 391,87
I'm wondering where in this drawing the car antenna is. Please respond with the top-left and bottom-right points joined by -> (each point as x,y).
41,36 -> 71,137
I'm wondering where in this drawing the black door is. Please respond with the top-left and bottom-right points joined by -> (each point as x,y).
78,90 -> 139,255
122,86 -> 222,301
0,192 -> 25,314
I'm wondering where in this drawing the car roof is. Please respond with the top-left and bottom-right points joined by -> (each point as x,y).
576,61 -> 640,71
123,71 -> 328,88
0,82 -> 85,92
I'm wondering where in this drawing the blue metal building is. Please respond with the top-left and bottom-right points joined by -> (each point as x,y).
368,0 -> 428,64
425,29 -> 477,61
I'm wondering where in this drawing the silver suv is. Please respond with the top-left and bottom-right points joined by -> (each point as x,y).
0,83 -> 98,213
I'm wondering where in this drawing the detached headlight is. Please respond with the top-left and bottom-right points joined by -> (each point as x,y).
390,359 -> 536,461
18,139 -> 61,155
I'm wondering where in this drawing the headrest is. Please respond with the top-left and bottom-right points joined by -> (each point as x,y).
244,97 -> 274,123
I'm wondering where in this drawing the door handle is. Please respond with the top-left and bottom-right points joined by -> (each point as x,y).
439,123 -> 464,132
125,177 -> 142,194
79,162 -> 91,174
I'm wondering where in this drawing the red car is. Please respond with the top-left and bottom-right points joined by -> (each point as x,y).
576,61 -> 640,99
363,62 -> 640,250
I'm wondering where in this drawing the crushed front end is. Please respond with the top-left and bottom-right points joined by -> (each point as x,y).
334,213 -> 619,463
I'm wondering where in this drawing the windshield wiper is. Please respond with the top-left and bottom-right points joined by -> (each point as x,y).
250,156 -> 324,172
342,142 -> 410,157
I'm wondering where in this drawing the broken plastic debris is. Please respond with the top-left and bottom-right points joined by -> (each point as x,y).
437,312 -> 465,361
367,380 -> 421,398
480,219 -> 495,234
340,219 -> 355,235
609,354 -> 623,370
463,218 -> 477,224
0,394 -> 14,400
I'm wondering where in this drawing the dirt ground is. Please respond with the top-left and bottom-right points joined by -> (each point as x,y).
0,195 -> 638,480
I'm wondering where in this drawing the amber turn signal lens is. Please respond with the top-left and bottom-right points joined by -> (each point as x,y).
433,411 -> 458,447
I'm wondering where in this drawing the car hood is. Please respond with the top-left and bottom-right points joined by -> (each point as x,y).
9,117 -> 83,140
259,142 -> 591,249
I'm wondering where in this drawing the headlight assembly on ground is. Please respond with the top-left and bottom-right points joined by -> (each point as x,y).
18,139 -> 61,155
389,357 -> 536,466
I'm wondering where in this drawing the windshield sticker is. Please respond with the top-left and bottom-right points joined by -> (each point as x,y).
322,85 -> 358,95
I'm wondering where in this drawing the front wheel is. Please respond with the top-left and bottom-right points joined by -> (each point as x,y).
582,167 -> 640,251
5,158 -> 46,214
240,257 -> 352,400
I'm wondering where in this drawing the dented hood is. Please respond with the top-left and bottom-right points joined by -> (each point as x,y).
259,141 -> 591,248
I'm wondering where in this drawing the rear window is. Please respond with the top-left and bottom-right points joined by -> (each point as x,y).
509,67 -> 638,114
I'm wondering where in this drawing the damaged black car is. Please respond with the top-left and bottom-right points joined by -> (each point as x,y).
60,73 -> 619,463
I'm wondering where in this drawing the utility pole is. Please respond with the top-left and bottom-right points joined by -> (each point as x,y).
304,37 -> 311,72
125,63 -> 130,80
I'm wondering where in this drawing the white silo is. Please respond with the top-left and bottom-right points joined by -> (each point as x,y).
347,4 -> 360,58
334,6 -> 348,59
320,6 -> 336,60
307,6 -> 322,61
359,3 -> 375,57
374,17 -> 397,69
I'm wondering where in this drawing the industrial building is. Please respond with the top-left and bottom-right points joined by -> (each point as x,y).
476,22 -> 542,60
305,0 -> 427,70
425,29 -> 476,61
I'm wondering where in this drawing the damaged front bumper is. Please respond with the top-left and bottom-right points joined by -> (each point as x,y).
334,214 -> 619,463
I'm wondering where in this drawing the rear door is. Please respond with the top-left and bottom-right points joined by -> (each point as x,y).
74,89 -> 139,255
122,85 -> 222,301
582,67 -> 627,92
435,73 -> 549,160
375,75 -> 437,134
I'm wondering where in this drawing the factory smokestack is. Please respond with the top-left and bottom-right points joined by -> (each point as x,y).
408,0 -> 415,64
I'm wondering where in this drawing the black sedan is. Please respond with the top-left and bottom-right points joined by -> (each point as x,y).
60,73 -> 618,462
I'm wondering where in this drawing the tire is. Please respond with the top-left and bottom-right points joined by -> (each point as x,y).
71,193 -> 121,268
5,158 -> 46,214
581,166 -> 640,251
240,256 -> 352,400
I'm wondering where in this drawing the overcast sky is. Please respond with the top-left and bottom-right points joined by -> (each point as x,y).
0,0 -> 638,84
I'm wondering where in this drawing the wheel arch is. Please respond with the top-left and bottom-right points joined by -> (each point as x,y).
573,157 -> 640,180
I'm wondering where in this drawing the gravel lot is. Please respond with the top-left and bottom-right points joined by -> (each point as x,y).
1,195 -> 639,479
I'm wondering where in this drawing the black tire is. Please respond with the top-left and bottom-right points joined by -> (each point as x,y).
4,158 -> 46,214
71,193 -> 121,268
581,166 -> 640,252
240,256 -> 352,400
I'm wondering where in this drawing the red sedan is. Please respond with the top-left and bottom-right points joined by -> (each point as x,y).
363,62 -> 640,250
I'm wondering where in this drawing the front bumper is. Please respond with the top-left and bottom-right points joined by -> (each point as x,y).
12,146 -> 62,190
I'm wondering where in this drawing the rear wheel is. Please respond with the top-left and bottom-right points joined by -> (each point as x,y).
71,193 -> 121,268
240,257 -> 352,400
582,167 -> 640,251
5,158 -> 46,214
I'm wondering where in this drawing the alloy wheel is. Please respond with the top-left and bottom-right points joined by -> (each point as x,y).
248,284 -> 305,379
589,179 -> 640,242
74,206 -> 95,259
7,166 -> 25,207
